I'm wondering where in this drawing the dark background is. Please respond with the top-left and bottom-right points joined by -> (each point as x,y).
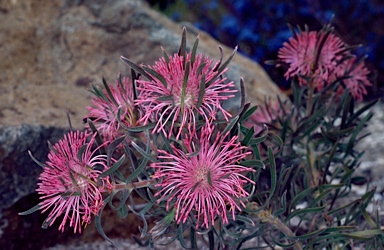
147,0 -> 384,100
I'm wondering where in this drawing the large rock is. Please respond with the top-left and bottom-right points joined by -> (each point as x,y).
0,0 -> 284,129
0,0 -> 286,249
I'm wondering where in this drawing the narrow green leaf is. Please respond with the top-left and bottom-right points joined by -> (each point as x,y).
241,160 -> 264,169
131,141 -> 157,163
19,204 -> 40,215
296,228 -> 327,240
239,105 -> 258,124
162,47 -> 170,66
242,126 -> 254,146
87,119 -> 106,155
206,46 -> 238,86
288,188 -> 314,212
102,77 -> 118,106
274,190 -> 287,216
95,198 -> 115,246
266,146 -> 277,204
178,27 -> 187,68
196,74 -> 205,109
77,144 -> 87,162
99,155 -> 125,178
28,150 -> 45,168
107,136 -> 126,165
191,35 -> 199,66
117,204 -> 128,219
286,203 -> 327,221
347,98 -> 378,126
342,229 -> 383,239
120,56 -> 154,81
222,116 -> 239,135
180,61 -> 190,116
345,112 -> 373,156
142,66 -> 168,88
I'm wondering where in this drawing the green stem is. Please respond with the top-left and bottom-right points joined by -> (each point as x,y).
247,202 -> 303,250
113,179 -> 154,191
306,80 -> 314,116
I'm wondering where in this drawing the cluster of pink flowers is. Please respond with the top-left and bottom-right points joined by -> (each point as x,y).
277,27 -> 371,101
30,29 -> 257,233
27,24 -> 373,236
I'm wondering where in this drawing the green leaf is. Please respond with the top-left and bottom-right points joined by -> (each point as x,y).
142,66 -> 168,88
240,160 -> 264,169
87,119 -> 106,155
95,196 -> 115,246
120,56 -> 154,81
131,141 -> 157,163
206,46 -> 238,86
180,61 -> 190,116
28,150 -> 45,168
178,27 -> 187,68
117,204 -> 128,219
196,74 -> 205,109
99,155 -> 125,178
286,203 -> 327,222
239,105 -> 258,124
241,126 -> 254,146
102,77 -> 119,106
19,204 -> 40,216
265,147 -> 277,206
288,188 -> 314,212
343,229 -> 383,240
347,98 -> 378,126
345,111 -> 373,156
222,115 -> 239,135
191,35 -> 199,66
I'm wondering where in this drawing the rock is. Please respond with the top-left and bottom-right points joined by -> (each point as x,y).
0,125 -> 68,249
0,0 -> 284,129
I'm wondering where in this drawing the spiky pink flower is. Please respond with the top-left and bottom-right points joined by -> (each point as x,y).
278,29 -> 347,90
247,100 -> 283,134
334,57 -> 371,102
85,76 -> 138,141
135,52 -> 236,139
36,131 -> 110,233
151,124 -> 255,229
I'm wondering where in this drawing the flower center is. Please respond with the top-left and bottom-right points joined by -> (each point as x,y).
194,166 -> 213,187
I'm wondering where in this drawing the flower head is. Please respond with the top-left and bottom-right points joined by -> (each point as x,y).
334,57 -> 371,102
36,131 -> 110,233
151,124 -> 255,229
247,100 -> 283,134
278,29 -> 347,90
136,52 -> 236,139
85,76 -> 138,142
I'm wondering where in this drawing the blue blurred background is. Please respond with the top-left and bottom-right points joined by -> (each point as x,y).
147,0 -> 384,100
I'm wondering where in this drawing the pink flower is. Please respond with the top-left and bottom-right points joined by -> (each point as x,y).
135,52 -> 236,139
85,76 -> 138,141
278,29 -> 347,90
247,100 -> 283,134
151,124 -> 255,229
334,57 -> 371,102
36,131 -> 110,233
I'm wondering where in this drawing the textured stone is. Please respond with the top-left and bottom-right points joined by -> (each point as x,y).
0,0 -> 284,129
